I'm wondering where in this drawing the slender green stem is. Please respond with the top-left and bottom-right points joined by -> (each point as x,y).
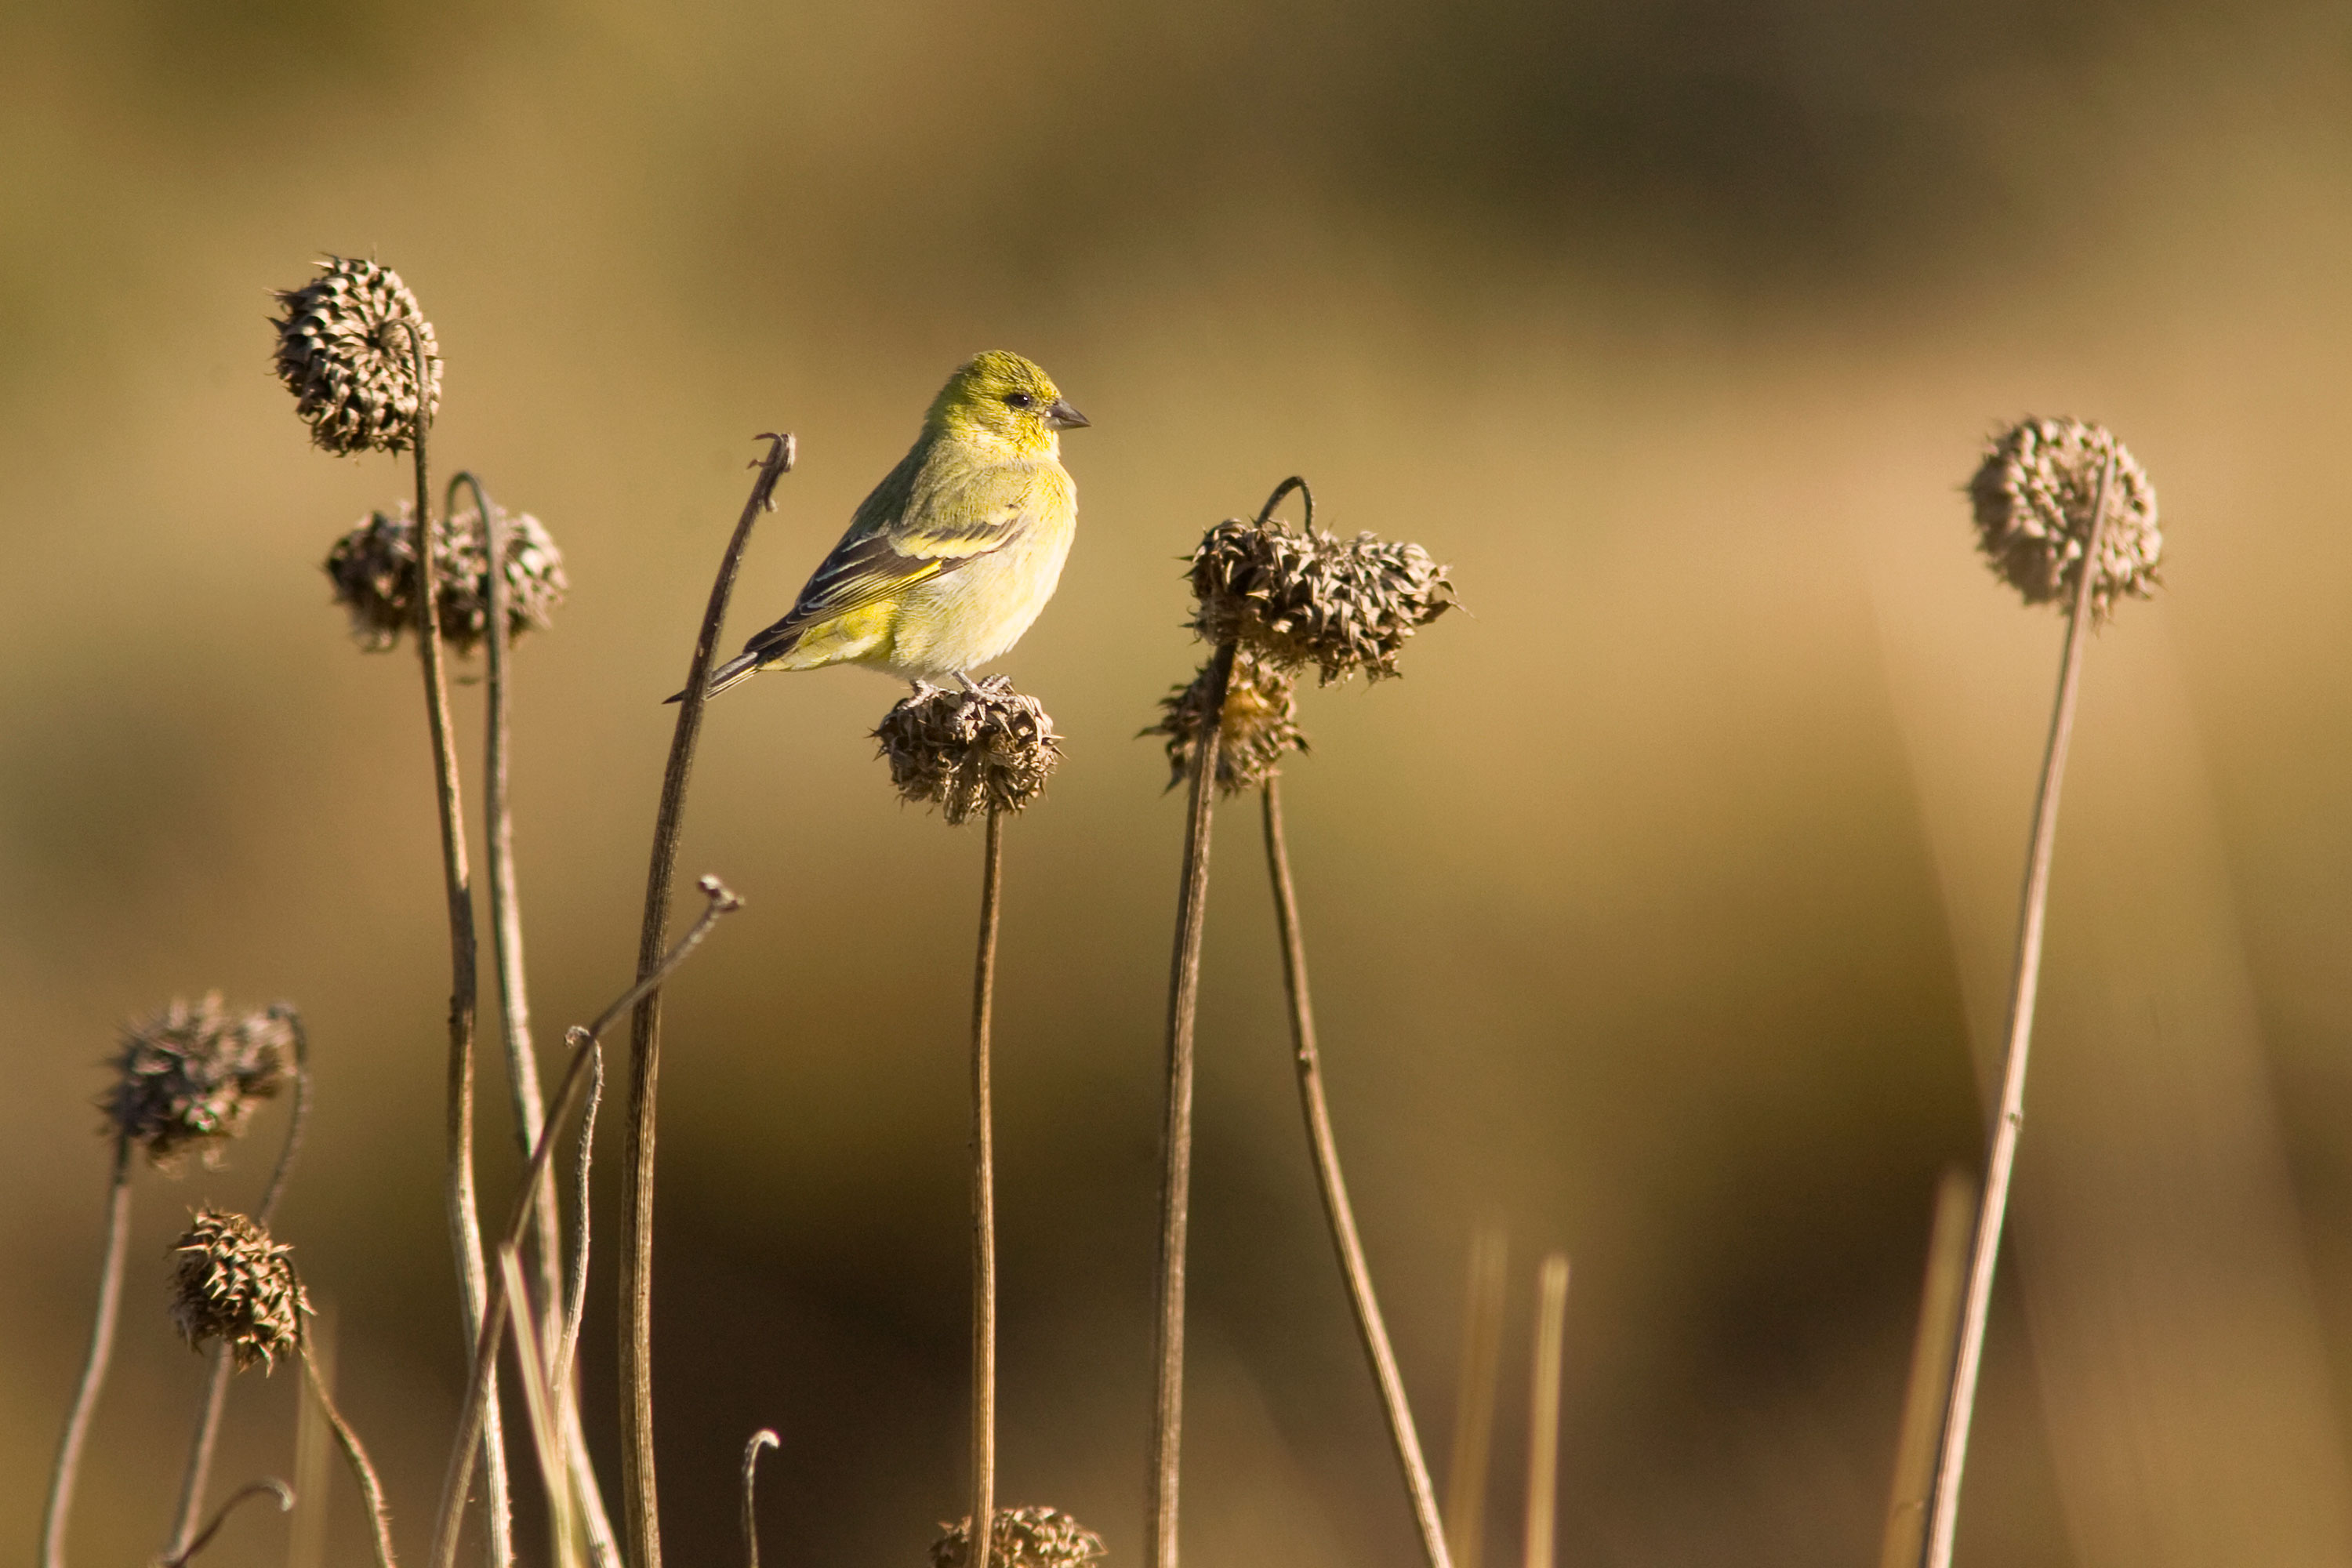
41,1135 -> 132,1568
969,807 -> 1005,1568
385,320 -> 511,1568
444,880 -> 743,1568
1148,637 -> 1234,1568
1261,779 -> 1454,1568
622,434 -> 793,1568
1921,455 -> 2116,1568
1443,1227 -> 1508,1568
1878,1169 -> 1976,1568
304,1340 -> 397,1568
165,1010 -> 314,1562
742,1432 -> 779,1568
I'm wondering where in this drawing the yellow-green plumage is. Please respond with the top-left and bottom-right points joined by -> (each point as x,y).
699,350 -> 1087,697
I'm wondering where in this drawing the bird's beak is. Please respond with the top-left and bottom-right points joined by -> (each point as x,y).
1045,398 -> 1090,430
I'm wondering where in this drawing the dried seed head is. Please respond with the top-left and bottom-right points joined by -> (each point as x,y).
101,995 -> 293,1167
271,257 -> 441,456
169,1209 -> 309,1372
1969,417 -> 2161,622
325,501 -> 568,653
930,1506 -> 1107,1568
1146,648 -> 1308,796
875,678 -> 1062,826
1189,515 -> 1453,684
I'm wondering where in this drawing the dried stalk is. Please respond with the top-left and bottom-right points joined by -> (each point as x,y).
1147,636 -> 1234,1568
384,321 -> 511,1568
163,1479 -> 293,1568
303,1339 -> 397,1568
969,807 -> 1005,1568
441,878 -> 745,1568
40,1134 -> 132,1568
164,1010 -> 314,1561
1879,1169 -> 1976,1568
1922,456 -> 2115,1568
622,434 -> 793,1568
1260,777 -> 1454,1568
289,1308 -> 334,1568
1443,1227 -> 1510,1568
1522,1256 -> 1569,1568
742,1431 -> 779,1568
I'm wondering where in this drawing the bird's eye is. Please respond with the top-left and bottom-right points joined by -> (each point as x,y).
1003,392 -> 1035,409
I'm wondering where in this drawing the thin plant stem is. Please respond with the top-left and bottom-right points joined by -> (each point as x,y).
304,1339 -> 397,1568
1147,635 -> 1234,1568
1261,777 -> 1454,1568
384,320 -> 511,1568
552,1050 -> 620,1568
441,880 -> 744,1568
622,434 -> 793,1568
969,806 -> 1005,1568
1443,1226 -> 1510,1568
41,1134 -> 132,1568
1878,1169 -> 1977,1568
164,1478 -> 293,1568
742,1432 -> 779,1568
289,1307 -> 335,1568
498,1244 -> 572,1548
1921,454 -> 2115,1568
1522,1256 -> 1569,1568
165,1010 -> 314,1562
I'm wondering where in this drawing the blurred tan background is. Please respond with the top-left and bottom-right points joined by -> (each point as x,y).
7,1 -> 2352,1564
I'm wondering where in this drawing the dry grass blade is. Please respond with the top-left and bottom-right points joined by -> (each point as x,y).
1444,1227 -> 1509,1568
1523,1257 -> 1570,1568
1878,1169 -> 1976,1568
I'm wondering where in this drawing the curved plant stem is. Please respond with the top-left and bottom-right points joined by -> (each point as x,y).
445,879 -> 744,1568
742,1431 -> 779,1568
1261,778 -> 1454,1568
1443,1226 -> 1508,1568
304,1339 -> 397,1568
1921,455 -> 2116,1568
1522,1256 -> 1569,1568
165,1010 -> 314,1561
387,321 -> 511,1568
164,1478 -> 292,1567
622,434 -> 793,1568
1147,636 -> 1233,1568
969,807 -> 1005,1568
41,1134 -> 132,1568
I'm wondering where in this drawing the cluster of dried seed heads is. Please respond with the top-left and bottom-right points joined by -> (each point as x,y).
930,1506 -> 1107,1568
876,679 -> 1062,826
1969,416 -> 2161,622
1147,647 -> 1308,795
170,1209 -> 308,1372
1190,514 -> 1452,684
325,501 -> 568,653
271,257 -> 441,456
101,996 -> 293,1166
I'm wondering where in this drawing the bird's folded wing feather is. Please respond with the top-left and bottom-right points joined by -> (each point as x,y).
735,456 -> 1067,659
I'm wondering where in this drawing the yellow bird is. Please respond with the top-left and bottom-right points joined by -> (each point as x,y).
689,350 -> 1087,700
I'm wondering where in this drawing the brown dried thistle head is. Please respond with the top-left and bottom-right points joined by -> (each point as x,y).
325,501 -> 568,653
930,1506 -> 1107,1568
100,995 -> 293,1167
1146,648 -> 1308,796
271,256 -> 441,456
875,677 -> 1062,826
169,1209 -> 309,1372
1969,417 -> 2161,622
1188,503 -> 1452,684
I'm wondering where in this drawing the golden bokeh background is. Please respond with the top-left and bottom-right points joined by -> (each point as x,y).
6,2 -> 2352,1564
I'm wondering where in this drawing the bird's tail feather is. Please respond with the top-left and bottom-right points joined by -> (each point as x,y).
662,648 -> 766,705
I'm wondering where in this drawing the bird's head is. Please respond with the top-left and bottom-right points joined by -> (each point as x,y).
928,350 -> 1089,456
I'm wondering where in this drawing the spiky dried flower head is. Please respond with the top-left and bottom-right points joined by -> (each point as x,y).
325,500 -> 568,653
875,677 -> 1062,826
930,1506 -> 1107,1568
1969,417 -> 2161,622
100,995 -> 293,1167
271,257 -> 441,456
1189,512 -> 1453,684
170,1209 -> 309,1372
1146,647 -> 1308,796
